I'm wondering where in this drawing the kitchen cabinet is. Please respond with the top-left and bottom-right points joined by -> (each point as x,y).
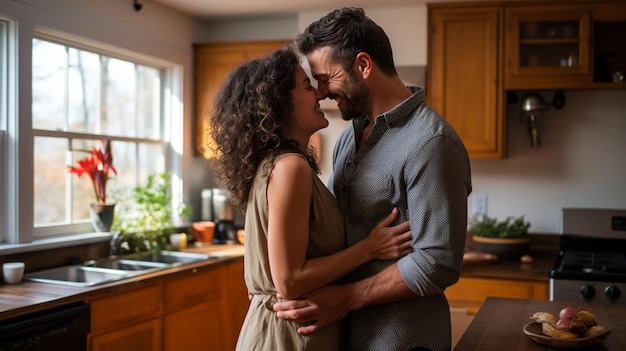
427,3 -> 505,158
505,4 -> 592,89
89,283 -> 162,351
445,277 -> 548,315
505,1 -> 626,90
163,265 -> 225,351
87,257 -> 248,351
194,40 -> 291,158
223,258 -> 248,350
427,0 -> 626,159
91,318 -> 162,351
163,300 -> 223,351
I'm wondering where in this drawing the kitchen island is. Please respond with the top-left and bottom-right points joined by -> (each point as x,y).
454,297 -> 626,351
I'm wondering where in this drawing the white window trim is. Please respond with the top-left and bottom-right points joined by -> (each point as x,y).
0,22 -> 184,251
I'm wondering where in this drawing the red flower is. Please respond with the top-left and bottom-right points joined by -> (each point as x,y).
68,138 -> 117,204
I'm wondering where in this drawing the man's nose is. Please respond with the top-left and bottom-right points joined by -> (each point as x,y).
316,81 -> 330,96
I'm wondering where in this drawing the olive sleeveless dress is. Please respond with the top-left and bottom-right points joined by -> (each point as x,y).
235,153 -> 346,351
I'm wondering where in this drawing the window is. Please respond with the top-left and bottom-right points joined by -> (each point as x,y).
0,17 -> 11,243
29,31 -> 179,239
0,21 -> 185,246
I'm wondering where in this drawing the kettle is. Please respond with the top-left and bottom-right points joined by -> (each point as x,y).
211,189 -> 239,244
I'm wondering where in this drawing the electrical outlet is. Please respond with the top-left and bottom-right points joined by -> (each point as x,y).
473,193 -> 488,216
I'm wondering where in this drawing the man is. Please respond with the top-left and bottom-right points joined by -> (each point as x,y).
273,7 -> 472,351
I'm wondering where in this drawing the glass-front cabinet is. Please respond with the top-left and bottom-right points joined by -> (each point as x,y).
505,1 -> 626,90
505,6 -> 591,89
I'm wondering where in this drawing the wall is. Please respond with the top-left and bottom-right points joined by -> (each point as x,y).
474,89 -> 626,233
1,0 -> 212,234
9,1 -> 621,235
199,5 -> 626,234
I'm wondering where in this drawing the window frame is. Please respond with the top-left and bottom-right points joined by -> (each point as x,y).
2,24 -> 183,245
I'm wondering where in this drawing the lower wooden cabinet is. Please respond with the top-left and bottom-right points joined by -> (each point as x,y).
445,277 -> 548,315
91,318 -> 162,351
88,257 -> 248,351
223,259 -> 248,350
163,301 -> 223,351
89,283 -> 162,351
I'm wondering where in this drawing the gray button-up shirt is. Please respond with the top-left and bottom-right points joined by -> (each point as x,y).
328,86 -> 472,351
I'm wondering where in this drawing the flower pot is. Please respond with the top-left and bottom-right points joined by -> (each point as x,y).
472,235 -> 530,260
89,203 -> 116,232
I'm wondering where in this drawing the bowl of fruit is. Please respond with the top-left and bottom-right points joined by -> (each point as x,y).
523,306 -> 612,349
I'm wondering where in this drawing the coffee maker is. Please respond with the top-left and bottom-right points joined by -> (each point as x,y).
211,188 -> 239,244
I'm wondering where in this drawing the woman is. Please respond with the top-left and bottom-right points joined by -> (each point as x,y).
209,45 -> 412,350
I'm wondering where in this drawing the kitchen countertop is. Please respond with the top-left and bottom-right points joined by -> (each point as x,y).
0,244 -> 244,321
455,297 -> 626,350
460,233 -> 560,282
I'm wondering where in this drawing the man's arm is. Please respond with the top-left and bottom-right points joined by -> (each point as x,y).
274,262 -> 415,335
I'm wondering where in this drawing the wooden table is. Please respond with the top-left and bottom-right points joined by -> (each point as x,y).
454,297 -> 626,351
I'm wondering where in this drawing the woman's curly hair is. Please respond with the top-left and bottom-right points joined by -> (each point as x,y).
208,45 -> 320,212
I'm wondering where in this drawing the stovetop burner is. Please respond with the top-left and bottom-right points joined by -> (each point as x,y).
551,209 -> 626,304
550,235 -> 626,283
553,250 -> 626,281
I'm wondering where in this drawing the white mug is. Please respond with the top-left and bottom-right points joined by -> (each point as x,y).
3,262 -> 25,284
169,233 -> 188,250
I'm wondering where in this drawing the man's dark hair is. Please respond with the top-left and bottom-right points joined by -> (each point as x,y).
295,7 -> 397,76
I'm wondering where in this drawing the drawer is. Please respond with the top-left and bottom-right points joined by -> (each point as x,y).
445,277 -> 548,314
163,266 -> 224,312
90,283 -> 162,332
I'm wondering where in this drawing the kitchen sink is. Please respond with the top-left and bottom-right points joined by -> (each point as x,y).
23,266 -> 132,287
119,250 -> 212,266
83,258 -> 170,271
23,250 -> 213,287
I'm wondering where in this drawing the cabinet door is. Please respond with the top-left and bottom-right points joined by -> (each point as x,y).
163,266 -> 223,312
163,301 -> 223,351
428,6 -> 504,158
90,283 -> 161,332
505,5 -> 591,89
194,40 -> 291,158
223,258 -> 249,351
445,277 -> 548,315
90,317 -> 161,351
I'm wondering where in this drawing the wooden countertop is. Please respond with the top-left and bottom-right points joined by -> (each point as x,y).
0,244 -> 244,321
455,297 -> 626,351
460,233 -> 559,282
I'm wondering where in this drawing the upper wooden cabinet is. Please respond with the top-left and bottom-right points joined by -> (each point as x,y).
504,0 -> 626,90
194,40 -> 291,158
428,4 -> 505,158
428,0 -> 626,159
505,6 -> 592,89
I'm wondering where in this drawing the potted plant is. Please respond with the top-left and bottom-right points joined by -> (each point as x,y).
469,214 -> 531,259
68,138 -> 117,232
110,172 -> 191,254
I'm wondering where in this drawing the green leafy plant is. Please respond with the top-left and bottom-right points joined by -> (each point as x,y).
469,214 -> 531,239
111,172 -> 191,254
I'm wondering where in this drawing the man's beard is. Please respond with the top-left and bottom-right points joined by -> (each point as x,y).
338,72 -> 369,121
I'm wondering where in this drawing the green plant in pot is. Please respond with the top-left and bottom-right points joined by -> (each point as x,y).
469,214 -> 531,259
110,172 -> 191,254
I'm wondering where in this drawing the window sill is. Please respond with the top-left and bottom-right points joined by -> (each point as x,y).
0,233 -> 112,255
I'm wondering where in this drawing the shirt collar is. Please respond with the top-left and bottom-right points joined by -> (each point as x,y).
379,86 -> 424,127
354,86 -> 425,130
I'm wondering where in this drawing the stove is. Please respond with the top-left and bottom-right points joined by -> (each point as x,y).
550,208 -> 626,305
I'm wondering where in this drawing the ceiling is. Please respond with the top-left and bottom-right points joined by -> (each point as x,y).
150,0 -> 465,19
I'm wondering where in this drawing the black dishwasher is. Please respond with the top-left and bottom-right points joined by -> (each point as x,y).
0,302 -> 89,351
